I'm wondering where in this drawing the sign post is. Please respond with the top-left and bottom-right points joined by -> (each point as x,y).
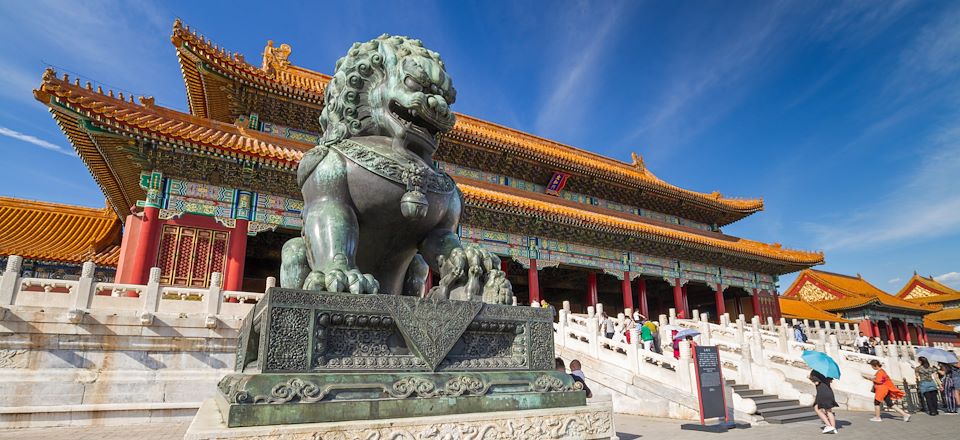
681,346 -> 748,432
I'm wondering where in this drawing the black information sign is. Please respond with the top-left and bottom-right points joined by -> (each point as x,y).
694,346 -> 726,422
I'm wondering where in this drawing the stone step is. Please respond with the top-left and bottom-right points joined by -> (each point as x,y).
757,404 -> 815,418
735,389 -> 764,396
748,395 -> 783,403
763,412 -> 821,424
755,399 -> 800,410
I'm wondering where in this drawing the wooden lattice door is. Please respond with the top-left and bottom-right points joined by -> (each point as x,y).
156,224 -> 228,287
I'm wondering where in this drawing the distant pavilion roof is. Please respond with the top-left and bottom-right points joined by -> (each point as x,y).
0,197 -> 121,266
778,297 -> 855,323
897,273 -> 960,305
784,269 -> 938,314
924,317 -> 958,333
171,20 -> 765,226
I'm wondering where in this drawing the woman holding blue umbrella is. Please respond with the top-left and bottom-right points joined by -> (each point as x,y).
802,351 -> 840,434
810,370 -> 839,434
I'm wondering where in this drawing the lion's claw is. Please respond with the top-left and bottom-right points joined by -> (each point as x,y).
302,268 -> 379,294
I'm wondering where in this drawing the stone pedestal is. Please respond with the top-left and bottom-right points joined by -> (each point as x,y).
185,398 -> 617,440
211,288 -> 586,428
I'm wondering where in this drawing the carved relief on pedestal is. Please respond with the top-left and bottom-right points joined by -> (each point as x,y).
796,281 -> 836,303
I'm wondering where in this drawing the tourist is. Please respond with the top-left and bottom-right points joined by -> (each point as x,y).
623,316 -> 634,344
633,310 -> 641,322
915,357 -> 940,416
810,370 -> 839,434
672,330 -> 680,359
555,358 -> 592,398
639,319 -> 654,351
868,338 -> 878,356
601,313 -> 615,340
855,332 -> 870,354
794,323 -> 808,343
644,318 -> 661,353
612,317 -> 626,344
869,360 -> 910,422
569,359 -> 593,398
941,362 -> 958,413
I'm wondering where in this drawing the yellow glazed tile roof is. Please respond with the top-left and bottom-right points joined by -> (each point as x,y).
897,274 -> 960,304
456,177 -> 823,265
778,297 -> 856,323
924,317 -> 958,333
0,197 -> 121,265
927,307 -> 960,323
794,270 -> 938,313
34,69 -> 312,167
172,21 -> 765,217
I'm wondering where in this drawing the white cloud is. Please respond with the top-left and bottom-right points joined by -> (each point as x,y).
0,126 -> 74,157
533,1 -> 627,138
887,278 -> 901,284
935,272 -> 960,289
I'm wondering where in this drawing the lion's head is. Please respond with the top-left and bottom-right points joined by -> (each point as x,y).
319,35 -> 456,156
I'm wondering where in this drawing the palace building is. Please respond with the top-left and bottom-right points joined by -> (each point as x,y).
2,20 -> 829,322
781,269 -> 959,345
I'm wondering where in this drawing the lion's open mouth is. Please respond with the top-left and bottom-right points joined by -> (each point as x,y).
389,100 -> 444,139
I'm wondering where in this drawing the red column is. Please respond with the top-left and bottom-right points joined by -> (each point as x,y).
672,279 -> 684,318
500,258 -> 509,273
424,267 -> 433,294
920,328 -> 929,346
682,285 -> 690,317
904,323 -> 914,345
528,258 -> 541,304
871,321 -> 880,338
715,284 -> 726,318
885,321 -> 895,342
860,319 -> 874,337
129,206 -> 162,285
621,272 -> 633,311
586,272 -> 597,307
751,289 -> 763,321
637,278 -> 649,318
733,290 -> 743,316
224,219 -> 248,291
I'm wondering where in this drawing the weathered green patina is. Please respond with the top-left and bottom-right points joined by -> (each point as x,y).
220,36 -> 585,429
279,34 -> 510,304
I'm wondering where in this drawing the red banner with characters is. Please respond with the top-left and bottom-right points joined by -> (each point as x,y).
545,172 -> 570,196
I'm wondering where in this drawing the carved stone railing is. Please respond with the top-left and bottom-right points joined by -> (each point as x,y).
0,256 -> 269,327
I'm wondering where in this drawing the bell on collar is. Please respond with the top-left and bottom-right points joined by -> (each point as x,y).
400,190 -> 428,220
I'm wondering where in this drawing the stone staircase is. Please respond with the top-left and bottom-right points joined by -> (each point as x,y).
726,380 -> 819,424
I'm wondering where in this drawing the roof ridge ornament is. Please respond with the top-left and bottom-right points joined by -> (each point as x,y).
630,151 -> 645,171
262,40 -> 292,75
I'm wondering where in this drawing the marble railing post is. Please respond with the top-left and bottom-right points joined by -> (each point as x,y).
658,314 -> 669,351
204,272 -> 224,329
699,312 -> 712,345
563,300 -> 571,314
68,261 -> 97,324
692,309 -> 700,322
556,307 -> 568,348
777,321 -> 790,353
0,255 -> 23,306
596,303 -> 605,318
678,339 -> 693,392
139,267 -> 162,325
827,334 -> 840,358
627,328 -> 641,373
884,342 -> 903,380
750,316 -> 765,365
586,306 -> 600,358
265,276 -> 277,292
720,313 -> 730,327
668,308 -> 677,325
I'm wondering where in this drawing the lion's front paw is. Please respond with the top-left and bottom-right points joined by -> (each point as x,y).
302,269 -> 379,294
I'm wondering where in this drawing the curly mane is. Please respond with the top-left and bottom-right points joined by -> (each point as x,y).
319,34 -> 447,146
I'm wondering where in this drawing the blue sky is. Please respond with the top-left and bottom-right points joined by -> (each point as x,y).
1,0 -> 958,292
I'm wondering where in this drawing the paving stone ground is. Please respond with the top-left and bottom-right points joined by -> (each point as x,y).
0,411 -> 956,440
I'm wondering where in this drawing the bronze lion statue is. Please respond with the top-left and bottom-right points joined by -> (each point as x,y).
280,35 -> 511,304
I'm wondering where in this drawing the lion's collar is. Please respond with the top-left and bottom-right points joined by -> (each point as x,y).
329,139 -> 455,194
